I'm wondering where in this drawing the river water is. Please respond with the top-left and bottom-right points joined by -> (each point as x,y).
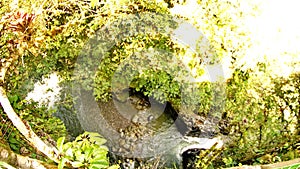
56,88 -> 222,168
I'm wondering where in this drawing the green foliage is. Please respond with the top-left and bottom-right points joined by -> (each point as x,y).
0,0 -> 171,166
0,94 -> 66,155
57,132 -> 115,169
1,0 -> 299,168
0,104 -> 64,160
221,67 -> 300,166
0,93 -> 66,156
5,131 -> 22,153
7,94 -> 67,141
194,143 -> 224,169
222,157 -> 237,168
92,33 -> 192,103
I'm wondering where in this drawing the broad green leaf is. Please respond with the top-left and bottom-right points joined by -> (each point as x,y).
90,159 -> 109,168
84,147 -> 94,159
85,132 -> 101,138
58,158 -> 67,169
107,164 -> 120,169
91,137 -> 107,146
65,147 -> 73,157
57,137 -> 65,152
74,150 -> 85,162
63,142 -> 72,151
8,137 -> 19,144
72,161 -> 84,168
9,95 -> 18,103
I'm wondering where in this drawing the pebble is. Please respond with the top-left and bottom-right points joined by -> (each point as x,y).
131,115 -> 139,124
147,115 -> 154,122
120,131 -> 125,138
119,139 -> 126,146
123,143 -> 130,150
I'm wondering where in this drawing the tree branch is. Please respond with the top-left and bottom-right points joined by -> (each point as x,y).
0,86 -> 60,163
0,145 -> 57,169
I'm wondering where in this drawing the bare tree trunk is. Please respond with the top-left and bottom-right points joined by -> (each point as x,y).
0,86 -> 60,163
0,145 -> 57,169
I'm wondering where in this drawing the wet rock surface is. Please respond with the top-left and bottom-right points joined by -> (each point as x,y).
75,88 -> 224,168
113,93 -> 180,159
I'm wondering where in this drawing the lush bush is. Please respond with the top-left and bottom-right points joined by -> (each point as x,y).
191,68 -> 299,168
57,132 -> 117,169
220,67 -> 299,167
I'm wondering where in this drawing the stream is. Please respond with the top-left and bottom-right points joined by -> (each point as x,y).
57,88 -> 223,168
